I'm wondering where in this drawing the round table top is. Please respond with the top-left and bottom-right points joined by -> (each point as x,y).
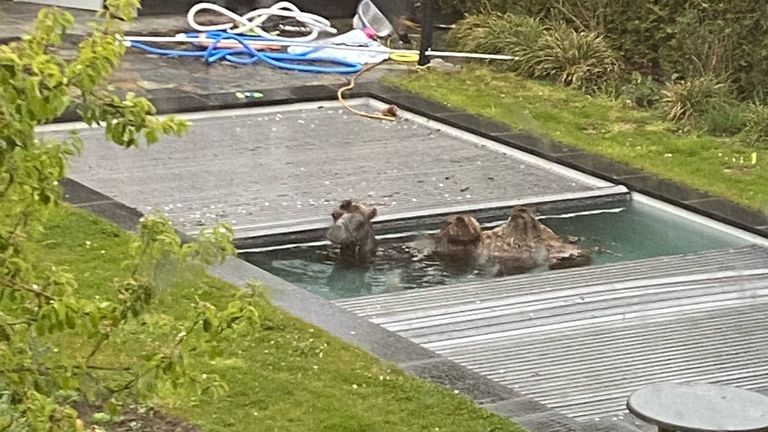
627,383 -> 768,432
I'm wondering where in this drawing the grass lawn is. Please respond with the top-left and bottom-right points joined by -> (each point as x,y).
27,206 -> 524,432
391,68 -> 768,211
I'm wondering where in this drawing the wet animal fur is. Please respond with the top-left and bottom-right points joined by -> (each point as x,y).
434,207 -> 591,275
327,199 -> 378,265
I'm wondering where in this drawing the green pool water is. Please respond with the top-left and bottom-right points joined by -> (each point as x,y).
240,200 -> 754,300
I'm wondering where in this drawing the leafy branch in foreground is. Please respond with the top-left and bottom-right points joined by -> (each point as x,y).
1,1 -> 261,430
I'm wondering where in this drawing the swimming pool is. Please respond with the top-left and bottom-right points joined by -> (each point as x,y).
241,195 -> 762,300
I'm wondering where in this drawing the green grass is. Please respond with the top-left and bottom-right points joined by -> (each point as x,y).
390,68 -> 768,211
27,206 -> 524,432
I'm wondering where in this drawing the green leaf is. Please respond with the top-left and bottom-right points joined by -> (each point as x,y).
64,311 -> 76,330
106,400 -> 119,417
35,320 -> 46,336
90,412 -> 111,425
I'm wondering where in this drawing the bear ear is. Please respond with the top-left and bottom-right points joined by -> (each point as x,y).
365,207 -> 377,221
453,216 -> 469,228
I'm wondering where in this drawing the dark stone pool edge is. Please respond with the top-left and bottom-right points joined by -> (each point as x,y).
54,81 -> 768,239
60,178 -> 603,432
364,83 -> 767,238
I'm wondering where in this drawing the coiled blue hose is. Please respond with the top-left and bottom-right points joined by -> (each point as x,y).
126,31 -> 364,74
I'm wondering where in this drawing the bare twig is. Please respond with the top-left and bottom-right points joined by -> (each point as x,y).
552,0 -> 588,32
0,279 -> 56,302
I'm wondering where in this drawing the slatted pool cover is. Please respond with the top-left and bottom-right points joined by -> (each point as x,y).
335,245 -> 768,420
53,100 -> 768,423
58,100 -> 623,239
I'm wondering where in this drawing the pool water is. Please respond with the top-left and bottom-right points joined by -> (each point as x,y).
240,201 -> 752,300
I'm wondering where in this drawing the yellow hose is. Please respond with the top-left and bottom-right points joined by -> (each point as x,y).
337,63 -> 397,122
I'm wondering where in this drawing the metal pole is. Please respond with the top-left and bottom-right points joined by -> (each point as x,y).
417,0 -> 434,66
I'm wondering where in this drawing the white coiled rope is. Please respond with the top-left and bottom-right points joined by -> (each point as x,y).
186,1 -> 338,42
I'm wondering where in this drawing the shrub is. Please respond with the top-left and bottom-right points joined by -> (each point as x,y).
529,23 -> 619,93
742,103 -> 768,147
656,2 -> 768,100
0,1 -> 262,430
445,12 -> 547,77
699,101 -> 747,137
437,0 -> 545,17
660,75 -> 733,124
447,13 -> 620,93
617,72 -> 662,109
437,0 -> 768,101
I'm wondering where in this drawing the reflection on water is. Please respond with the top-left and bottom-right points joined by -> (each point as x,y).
240,202 -> 751,300
244,241 -> 487,300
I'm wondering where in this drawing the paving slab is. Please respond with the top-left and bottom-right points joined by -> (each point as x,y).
0,1 -> 188,41
44,99 -> 622,240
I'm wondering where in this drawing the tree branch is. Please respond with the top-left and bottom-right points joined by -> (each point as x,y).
0,418 -> 18,432
552,0 -> 588,32
0,171 -> 14,199
2,364 -> 133,374
0,279 -> 57,301
109,318 -> 200,396
20,284 -> 56,301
